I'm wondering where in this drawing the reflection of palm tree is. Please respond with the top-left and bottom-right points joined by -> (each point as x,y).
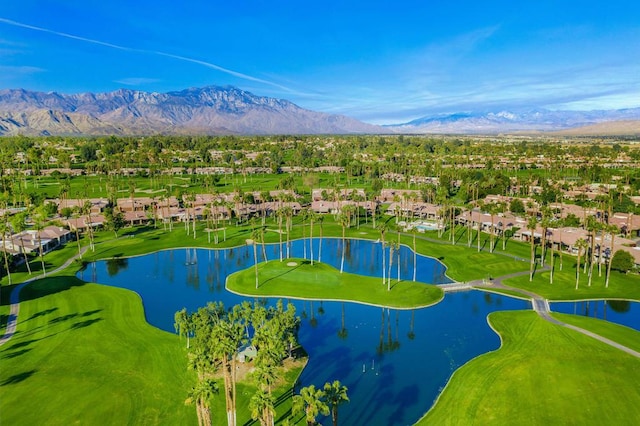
407,309 -> 416,340
309,301 -> 317,328
337,303 -> 348,340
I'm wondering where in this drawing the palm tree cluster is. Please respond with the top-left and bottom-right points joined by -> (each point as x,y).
174,300 -> 299,426
292,380 -> 349,426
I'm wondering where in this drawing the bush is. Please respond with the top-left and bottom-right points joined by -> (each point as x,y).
610,250 -> 635,274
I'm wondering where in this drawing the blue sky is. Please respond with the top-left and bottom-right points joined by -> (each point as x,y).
1,1 -> 639,124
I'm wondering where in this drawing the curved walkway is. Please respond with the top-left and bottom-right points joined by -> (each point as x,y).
472,270 -> 640,359
0,246 -> 88,347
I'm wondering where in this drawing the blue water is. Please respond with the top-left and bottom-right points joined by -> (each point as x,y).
78,238 -> 530,425
550,300 -> 640,332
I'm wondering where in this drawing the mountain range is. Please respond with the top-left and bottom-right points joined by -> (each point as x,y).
0,86 -> 639,136
385,109 -> 640,134
0,86 -> 384,136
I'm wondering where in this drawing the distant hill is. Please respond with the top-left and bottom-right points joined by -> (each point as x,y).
0,86 -> 384,136
385,108 -> 640,134
552,120 -> 640,136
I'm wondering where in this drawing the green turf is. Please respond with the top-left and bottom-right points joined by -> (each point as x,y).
227,258 -> 444,308
503,255 -> 640,301
551,312 -> 640,353
0,277 -> 195,425
418,310 -> 640,425
0,276 -> 305,425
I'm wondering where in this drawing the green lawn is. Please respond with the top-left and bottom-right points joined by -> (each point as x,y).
551,312 -> 640,353
0,276 -> 305,425
0,277 -> 195,425
503,255 -> 640,301
419,310 -> 640,425
227,258 -> 444,308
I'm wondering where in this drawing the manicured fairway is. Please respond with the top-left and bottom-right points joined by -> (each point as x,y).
419,310 -> 640,425
0,276 -> 303,425
226,258 -> 444,308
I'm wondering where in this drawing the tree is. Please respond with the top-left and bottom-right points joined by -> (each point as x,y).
605,225 -> 618,288
527,216 -> 538,282
32,206 -> 47,276
323,380 -> 349,426
0,215 -> 12,285
610,250 -> 634,274
338,213 -> 349,273
174,308 -> 194,349
293,385 -> 329,426
575,238 -> 588,290
249,388 -> 275,426
104,206 -> 125,238
251,229 -> 261,289
586,217 -> 600,287
377,223 -> 387,285
186,378 -> 218,426
387,241 -> 397,291
10,212 -> 32,274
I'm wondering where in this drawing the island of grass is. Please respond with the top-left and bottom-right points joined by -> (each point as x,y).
226,258 -> 444,308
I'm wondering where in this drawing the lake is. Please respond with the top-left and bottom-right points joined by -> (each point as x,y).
78,238 -> 531,425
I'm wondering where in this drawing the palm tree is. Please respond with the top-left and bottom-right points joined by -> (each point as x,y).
527,216 -> 538,282
323,380 -> 349,426
338,213 -> 349,273
586,216 -> 599,287
377,223 -> 387,285
186,378 -> 219,426
274,206 -> 284,261
293,385 -> 329,426
412,226 -> 417,281
11,212 -> 32,274
174,307 -> 193,349
250,388 -> 276,426
317,215 -> 324,263
605,224 -> 618,288
33,206 -> 47,277
308,210 -> 316,265
574,238 -> 588,290
0,215 -> 12,285
251,229 -> 261,289
540,207 -> 552,266
387,241 -> 397,291
548,224 -> 556,284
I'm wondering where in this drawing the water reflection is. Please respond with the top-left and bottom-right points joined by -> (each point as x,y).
78,238 -> 530,425
551,300 -> 639,332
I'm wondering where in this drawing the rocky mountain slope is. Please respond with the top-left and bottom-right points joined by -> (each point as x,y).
0,86 -> 384,136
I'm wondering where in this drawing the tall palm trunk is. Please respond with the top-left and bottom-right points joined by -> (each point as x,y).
575,247 -> 582,290
20,236 -> 32,274
605,231 -> 615,288
340,226 -> 346,273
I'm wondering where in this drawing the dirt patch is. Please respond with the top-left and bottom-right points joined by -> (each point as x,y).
286,261 -> 298,266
